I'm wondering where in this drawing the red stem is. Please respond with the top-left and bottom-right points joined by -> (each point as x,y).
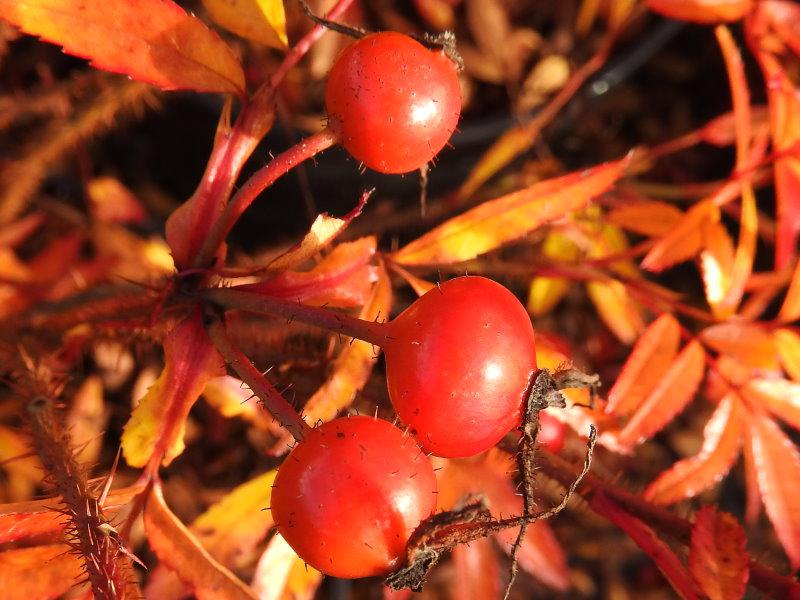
196,128 -> 340,268
204,287 -> 391,348
207,318 -> 312,441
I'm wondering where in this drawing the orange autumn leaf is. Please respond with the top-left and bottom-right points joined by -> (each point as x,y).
699,105 -> 769,146
143,482 -> 258,600
646,0 -> 752,23
774,328 -> 800,381
642,200 -> 715,272
748,410 -> 800,568
0,544 -> 83,600
122,309 -> 225,467
202,375 -> 276,430
645,394 -> 744,504
606,198 -> 684,238
392,158 -> 627,266
700,218 -> 735,314
87,176 -> 147,225
606,314 -> 681,416
452,536 -> 501,600
744,378 -> 800,430
67,375 -> 107,465
688,506 -> 749,600
617,341 -> 706,449
778,258 -> 800,322
0,0 -> 245,94
700,322 -> 779,371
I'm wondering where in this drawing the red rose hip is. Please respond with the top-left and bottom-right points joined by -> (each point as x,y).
271,416 -> 437,578
385,276 -> 537,457
325,31 -> 462,174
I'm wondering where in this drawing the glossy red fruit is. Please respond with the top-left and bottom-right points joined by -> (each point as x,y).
385,276 -> 537,457
325,31 -> 461,174
271,416 -> 437,579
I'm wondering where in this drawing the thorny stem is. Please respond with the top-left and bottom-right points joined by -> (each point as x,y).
204,287 -> 392,348
195,128 -> 340,268
207,317 -> 312,441
27,397 -> 138,599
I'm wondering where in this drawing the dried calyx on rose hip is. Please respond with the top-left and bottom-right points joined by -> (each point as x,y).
325,31 -> 462,174
384,276 -> 538,458
270,416 -> 437,579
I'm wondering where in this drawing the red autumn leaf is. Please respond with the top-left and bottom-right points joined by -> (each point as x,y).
748,410 -> 800,568
641,200 -> 715,272
646,0 -> 753,24
143,482 -> 258,600
606,314 -> 681,416
592,492 -> 699,599
689,506 -> 749,600
0,544 -> 84,600
452,536 -> 501,600
646,394 -> 744,504
700,322 -> 779,371
699,106 -> 769,146
234,237 -> 377,308
617,340 -> 706,449
392,157 -> 628,266
0,0 -> 245,94
122,309 -> 226,467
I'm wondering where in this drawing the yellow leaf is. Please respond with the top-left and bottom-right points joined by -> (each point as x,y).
266,213 -> 350,272
203,375 -> 274,430
394,158 -> 627,266
252,533 -> 323,600
0,426 -> 41,502
778,258 -> 800,323
122,310 -> 225,467
775,329 -> 800,382
527,231 -> 579,316
67,375 -> 107,465
202,0 -> 287,49
586,279 -> 644,344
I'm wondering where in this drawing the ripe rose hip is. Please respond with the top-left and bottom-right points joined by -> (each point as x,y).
271,416 -> 437,578
384,276 -> 537,457
325,31 -> 462,174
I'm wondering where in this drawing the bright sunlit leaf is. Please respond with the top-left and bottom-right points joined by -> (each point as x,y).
527,231 -> 580,316
203,0 -> 287,49
646,394 -> 744,504
774,328 -> 800,381
0,0 -> 245,94
251,533 -> 322,600
393,158 -> 627,266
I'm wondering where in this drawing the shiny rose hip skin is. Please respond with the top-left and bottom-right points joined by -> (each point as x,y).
325,31 -> 462,174
384,276 -> 538,457
271,416 -> 437,578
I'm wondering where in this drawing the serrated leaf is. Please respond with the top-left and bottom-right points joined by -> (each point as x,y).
646,394 -> 743,504
0,544 -> 83,600
122,309 -> 225,467
144,483 -> 258,600
606,314 -> 681,416
749,410 -> 800,568
606,199 -> 684,237
617,341 -> 705,449
393,158 -> 627,266
689,506 -> 749,600
251,533 -> 322,600
203,0 -> 287,49
646,0 -> 752,23
0,0 -> 245,94
745,378 -> 800,430
701,322 -> 779,371
775,328 -> 800,381
593,492 -> 699,599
